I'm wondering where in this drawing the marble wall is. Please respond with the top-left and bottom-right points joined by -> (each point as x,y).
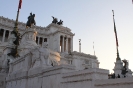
94,77 -> 133,88
5,65 -> 133,88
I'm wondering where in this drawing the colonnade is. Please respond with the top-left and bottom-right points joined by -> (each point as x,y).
0,29 -> 11,43
0,28 -> 48,46
36,36 -> 47,45
60,35 -> 73,53
0,29 -> 73,53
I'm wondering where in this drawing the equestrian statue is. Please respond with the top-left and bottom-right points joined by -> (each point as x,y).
52,16 -> 58,24
52,16 -> 63,25
26,13 -> 36,28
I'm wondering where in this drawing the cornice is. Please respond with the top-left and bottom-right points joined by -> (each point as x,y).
49,30 -> 74,36
62,68 -> 109,78
61,79 -> 92,84
72,51 -> 97,59
95,78 -> 133,86
46,23 -> 71,31
58,30 -> 75,36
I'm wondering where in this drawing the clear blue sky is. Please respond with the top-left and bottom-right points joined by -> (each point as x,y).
1,0 -> 133,73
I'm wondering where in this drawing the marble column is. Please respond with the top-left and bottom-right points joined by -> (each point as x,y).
71,36 -> 73,52
58,34 -> 60,52
61,36 -> 63,52
68,38 -> 71,53
8,31 -> 11,39
2,30 -> 6,42
62,36 -> 64,52
42,38 -> 44,44
65,37 -> 68,52
46,37 -> 49,48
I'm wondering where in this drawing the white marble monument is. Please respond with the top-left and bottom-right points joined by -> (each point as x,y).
0,16 -> 132,88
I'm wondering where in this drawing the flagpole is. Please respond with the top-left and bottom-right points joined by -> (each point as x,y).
14,0 -> 22,32
14,7 -> 20,31
13,0 -> 22,57
112,10 -> 120,60
93,42 -> 95,56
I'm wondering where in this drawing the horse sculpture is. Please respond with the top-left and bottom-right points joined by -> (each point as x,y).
51,16 -> 63,25
52,16 -> 58,24
57,20 -> 63,25
26,13 -> 36,28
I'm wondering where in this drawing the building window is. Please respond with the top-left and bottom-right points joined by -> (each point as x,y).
36,36 -> 38,43
39,37 -> 43,45
44,38 -> 47,42
5,30 -> 9,42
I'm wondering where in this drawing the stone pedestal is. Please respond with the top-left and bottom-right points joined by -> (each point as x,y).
113,60 -> 123,77
113,59 -> 133,78
19,28 -> 38,56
